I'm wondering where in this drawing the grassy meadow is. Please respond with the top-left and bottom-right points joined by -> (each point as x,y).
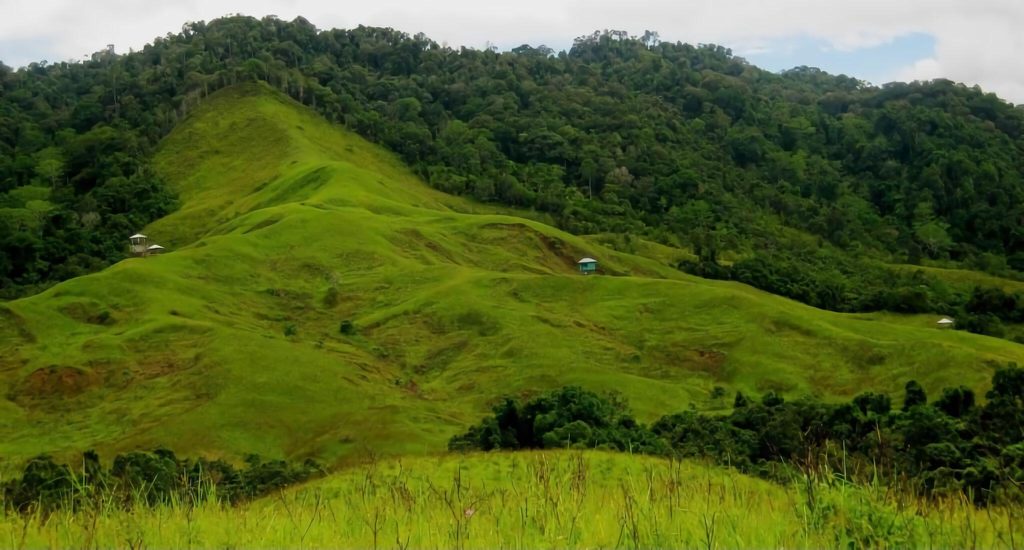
3,82 -> 1024,468
2,451 -> 1019,549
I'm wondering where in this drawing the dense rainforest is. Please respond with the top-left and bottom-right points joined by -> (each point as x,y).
3,15 -> 1024,332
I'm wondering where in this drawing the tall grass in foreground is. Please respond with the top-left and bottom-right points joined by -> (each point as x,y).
1,451 -> 1019,548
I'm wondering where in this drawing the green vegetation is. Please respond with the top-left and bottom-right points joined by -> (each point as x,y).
2,17 -> 1024,545
4,16 -> 1024,333
452,365 -> 1024,504
3,449 -> 320,513
450,386 -> 666,454
681,244 -> 1024,339
1,451 -> 1020,548
3,83 -> 1024,468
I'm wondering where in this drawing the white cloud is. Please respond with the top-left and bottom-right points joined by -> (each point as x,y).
897,58 -> 943,82
2,0 -> 1024,102
889,6 -> 1024,101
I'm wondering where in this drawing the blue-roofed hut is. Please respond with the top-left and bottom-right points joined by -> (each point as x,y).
577,257 -> 597,275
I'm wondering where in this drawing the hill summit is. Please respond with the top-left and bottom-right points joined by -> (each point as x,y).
2,83 -> 1022,463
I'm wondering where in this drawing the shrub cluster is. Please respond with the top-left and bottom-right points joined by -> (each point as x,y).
448,386 -> 666,454
2,449 -> 321,514
451,365 -> 1024,504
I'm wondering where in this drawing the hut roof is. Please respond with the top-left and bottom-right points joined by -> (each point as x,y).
578,257 -> 597,264
146,244 -> 165,251
129,233 -> 147,239
937,317 -> 955,325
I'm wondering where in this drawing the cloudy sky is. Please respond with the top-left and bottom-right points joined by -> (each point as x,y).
2,0 -> 1022,103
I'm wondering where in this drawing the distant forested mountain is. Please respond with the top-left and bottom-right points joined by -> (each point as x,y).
3,16 -> 1024,331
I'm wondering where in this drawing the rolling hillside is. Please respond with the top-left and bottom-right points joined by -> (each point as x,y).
2,83 -> 1022,464
4,450 -> 1013,548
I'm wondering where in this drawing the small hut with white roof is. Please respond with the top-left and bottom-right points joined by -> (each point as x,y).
577,257 -> 598,275
128,233 -> 167,257
129,233 -> 148,256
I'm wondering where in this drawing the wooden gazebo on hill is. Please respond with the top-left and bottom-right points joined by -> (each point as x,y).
129,233 -> 166,257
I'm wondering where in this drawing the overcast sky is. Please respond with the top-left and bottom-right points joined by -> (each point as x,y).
2,0 -> 1023,103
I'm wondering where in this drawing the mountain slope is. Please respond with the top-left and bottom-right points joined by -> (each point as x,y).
2,83 -> 1022,463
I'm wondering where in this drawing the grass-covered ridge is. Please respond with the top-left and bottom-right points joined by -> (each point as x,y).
1,451 -> 1017,548
2,83 -> 1024,464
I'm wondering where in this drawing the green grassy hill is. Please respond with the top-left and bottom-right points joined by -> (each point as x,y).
2,83 -> 1023,464
3,450 -> 1013,548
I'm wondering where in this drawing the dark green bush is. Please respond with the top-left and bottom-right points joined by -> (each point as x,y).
452,364 -> 1024,505
2,449 -> 322,514
448,387 -> 666,454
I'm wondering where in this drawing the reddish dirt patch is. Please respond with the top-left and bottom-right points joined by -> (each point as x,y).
643,343 -> 730,381
14,365 -> 100,401
694,349 -> 727,376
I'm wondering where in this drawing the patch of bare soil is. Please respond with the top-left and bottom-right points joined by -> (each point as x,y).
11,365 -> 100,403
